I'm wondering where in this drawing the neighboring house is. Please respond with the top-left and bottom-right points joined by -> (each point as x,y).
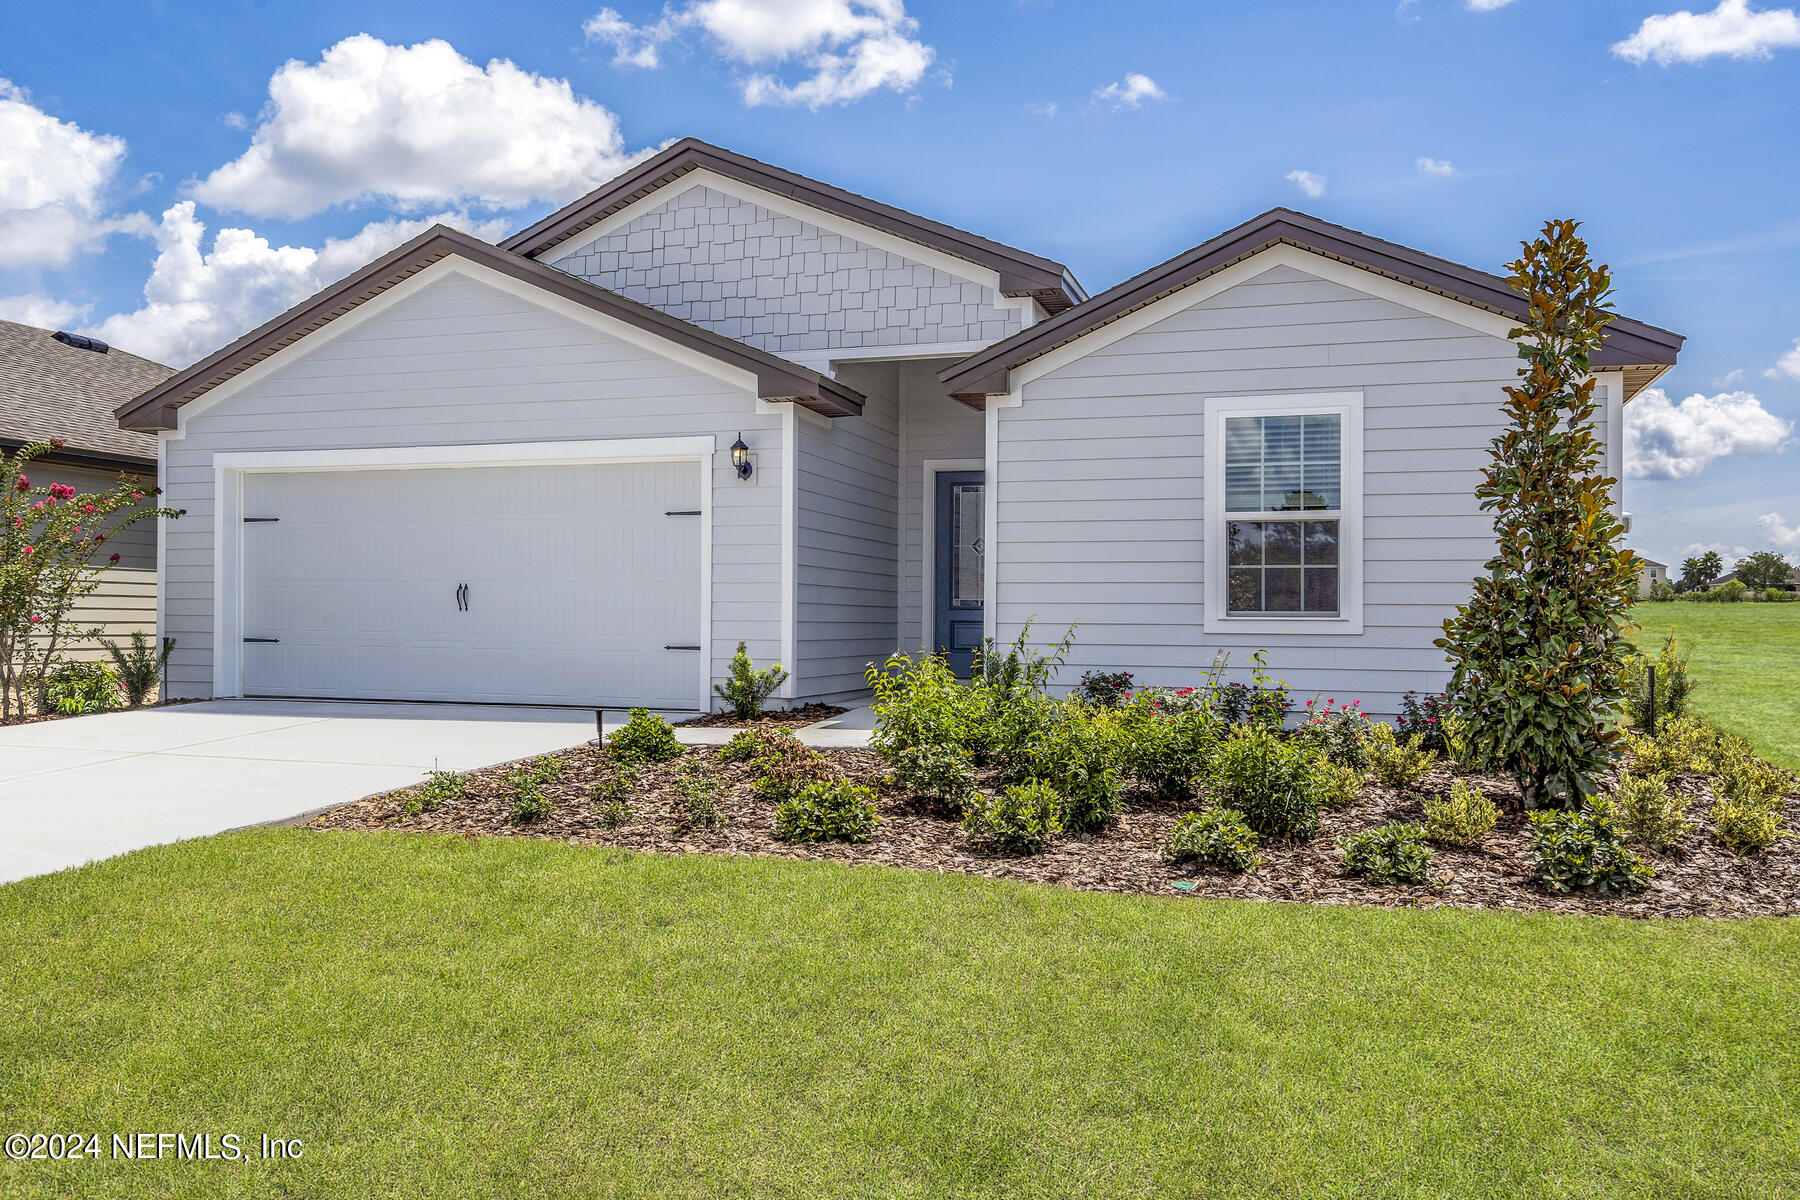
115,139 -> 1683,715
3,319 -> 171,659
1715,565 -> 1799,592
1636,556 -> 1669,596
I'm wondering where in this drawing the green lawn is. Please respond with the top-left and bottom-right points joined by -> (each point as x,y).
1630,601 -> 1800,769
3,831 -> 1796,1199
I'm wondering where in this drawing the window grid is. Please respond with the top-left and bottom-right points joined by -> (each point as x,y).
1224,413 -> 1343,616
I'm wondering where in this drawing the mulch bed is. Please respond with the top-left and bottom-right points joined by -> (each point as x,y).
675,704 -> 846,728
308,744 -> 1800,919
0,697 -> 202,727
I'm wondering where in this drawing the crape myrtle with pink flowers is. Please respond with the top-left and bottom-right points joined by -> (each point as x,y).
0,439 -> 183,721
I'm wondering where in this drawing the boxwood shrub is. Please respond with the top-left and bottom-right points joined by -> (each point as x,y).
607,708 -> 682,765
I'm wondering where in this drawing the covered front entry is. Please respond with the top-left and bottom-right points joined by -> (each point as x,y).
236,459 -> 704,708
932,469 -> 985,676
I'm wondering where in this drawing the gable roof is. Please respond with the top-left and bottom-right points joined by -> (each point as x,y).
2,318 -> 168,467
939,208 -> 1685,405
499,138 -> 1085,315
116,225 -> 865,433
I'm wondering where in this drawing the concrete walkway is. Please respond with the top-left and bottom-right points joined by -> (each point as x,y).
0,700 -> 877,885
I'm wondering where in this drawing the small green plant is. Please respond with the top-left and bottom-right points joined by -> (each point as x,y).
1027,702 -> 1124,832
598,797 -> 630,828
503,755 -> 564,825
101,631 -> 175,706
867,650 -> 977,763
1527,801 -> 1652,895
1714,744 -> 1786,806
1072,669 -> 1135,707
892,742 -> 977,810
1115,694 -> 1218,800
1612,770 -> 1690,850
1294,700 -> 1370,767
774,779 -> 880,843
1622,629 -> 1694,731
1163,809 -> 1261,873
407,768 -> 467,815
1206,725 -> 1323,840
1421,780 -> 1500,847
1339,821 -> 1436,885
42,659 -> 120,715
674,762 -> 724,829
962,780 -> 1062,853
751,748 -> 836,803
1315,761 -> 1366,812
1623,715 -> 1721,776
607,708 -> 683,765
1711,794 -> 1782,854
713,640 -> 789,720
1363,722 -> 1438,789
720,727 -> 802,764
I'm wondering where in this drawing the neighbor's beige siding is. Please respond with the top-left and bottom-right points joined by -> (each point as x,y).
36,460 -> 157,661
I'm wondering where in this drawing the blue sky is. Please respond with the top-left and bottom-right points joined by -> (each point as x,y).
1,0 -> 1796,571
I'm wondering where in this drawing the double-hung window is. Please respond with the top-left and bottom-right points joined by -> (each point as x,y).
1204,391 -> 1363,634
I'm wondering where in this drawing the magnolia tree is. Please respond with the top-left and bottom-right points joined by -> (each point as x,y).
1435,220 -> 1640,810
0,440 -> 181,721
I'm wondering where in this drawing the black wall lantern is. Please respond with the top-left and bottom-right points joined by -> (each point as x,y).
730,433 -> 753,480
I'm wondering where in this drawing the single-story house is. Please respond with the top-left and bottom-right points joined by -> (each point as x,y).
3,318 -> 171,658
116,139 -> 1683,716
1715,564 -> 1799,592
1636,556 -> 1669,596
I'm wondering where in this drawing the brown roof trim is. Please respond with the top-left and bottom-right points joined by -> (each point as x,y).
939,208 -> 1685,405
499,138 -> 1086,315
0,438 -> 155,473
116,225 -> 864,432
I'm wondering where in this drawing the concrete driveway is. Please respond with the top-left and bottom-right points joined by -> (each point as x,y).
0,700 -> 597,885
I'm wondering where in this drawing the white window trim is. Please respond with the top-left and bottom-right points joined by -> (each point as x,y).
210,436 -> 716,710
1203,391 -> 1364,636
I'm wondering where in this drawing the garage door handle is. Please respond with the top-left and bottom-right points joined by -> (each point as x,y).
456,583 -> 468,612
665,510 -> 701,516
244,637 -> 279,644
664,644 -> 701,651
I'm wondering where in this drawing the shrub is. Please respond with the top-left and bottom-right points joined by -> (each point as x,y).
101,631 -> 174,706
501,754 -> 565,826
1711,794 -> 1782,854
774,779 -> 880,843
1768,588 -> 1798,603
1072,669 -> 1135,707
407,768 -> 466,815
1215,681 -> 1290,732
1114,693 -> 1219,801
1163,809 -> 1261,873
751,748 -> 836,803
607,708 -> 683,765
1339,822 -> 1435,886
1027,701 -> 1124,832
1363,722 -> 1438,789
1621,630 -> 1694,731
1714,743 -> 1786,805
966,680 -> 1058,779
891,742 -> 977,810
712,640 -> 788,720
1648,580 -> 1677,601
1527,801 -> 1652,895
1716,579 -> 1749,602
962,780 -> 1062,853
1623,715 -> 1720,776
1421,780 -> 1499,847
675,762 -> 724,829
598,797 -> 630,828
1612,770 -> 1690,850
42,659 -> 120,715
720,727 -> 801,764
867,650 -> 974,764
1293,699 -> 1370,767
1207,725 -> 1322,840
1396,691 -> 1452,754
1315,761 -> 1366,812
590,769 -> 635,828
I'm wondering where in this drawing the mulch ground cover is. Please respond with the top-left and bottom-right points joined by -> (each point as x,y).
310,742 -> 1800,919
0,696 -> 201,727
675,704 -> 846,728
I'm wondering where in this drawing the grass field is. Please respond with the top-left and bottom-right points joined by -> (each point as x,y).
1630,601 -> 1800,769
3,830 -> 1797,1199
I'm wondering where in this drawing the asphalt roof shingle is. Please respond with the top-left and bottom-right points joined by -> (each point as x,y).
1,318 -> 169,466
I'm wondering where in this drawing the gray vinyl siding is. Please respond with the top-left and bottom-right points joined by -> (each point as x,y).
898,359 -> 984,651
793,361 -> 899,701
546,184 -> 1023,355
995,262 -> 1545,719
160,269 -> 783,704
38,461 -> 157,661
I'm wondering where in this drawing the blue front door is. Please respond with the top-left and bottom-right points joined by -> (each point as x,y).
933,470 -> 985,676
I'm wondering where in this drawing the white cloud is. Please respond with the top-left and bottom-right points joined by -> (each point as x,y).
1416,157 -> 1455,176
585,1 -> 937,108
1467,0 -> 1519,9
87,202 -> 511,367
0,78 -> 149,267
1717,367 -> 1746,385
1093,73 -> 1167,111
1028,101 -> 1058,117
1760,513 -> 1800,549
1625,387 -> 1794,479
0,293 -> 93,328
1285,169 -> 1326,198
192,35 -> 650,219
1612,0 -> 1800,65
1765,336 -> 1800,380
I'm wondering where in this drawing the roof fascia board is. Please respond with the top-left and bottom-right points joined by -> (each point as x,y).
543,167 -> 1006,296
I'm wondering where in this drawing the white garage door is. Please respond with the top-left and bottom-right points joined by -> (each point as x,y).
240,460 -> 704,708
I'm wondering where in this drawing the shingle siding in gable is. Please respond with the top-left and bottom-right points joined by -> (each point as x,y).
547,185 -> 1023,355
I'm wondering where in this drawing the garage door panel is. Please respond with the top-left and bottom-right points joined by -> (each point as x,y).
240,461 -> 704,707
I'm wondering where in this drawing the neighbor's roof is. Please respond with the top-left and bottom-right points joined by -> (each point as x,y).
940,208 -> 1685,405
1637,556 -> 1667,568
1,318 -> 168,467
116,225 -> 865,433
500,138 -> 1086,315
